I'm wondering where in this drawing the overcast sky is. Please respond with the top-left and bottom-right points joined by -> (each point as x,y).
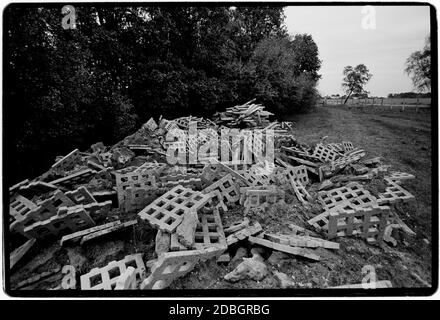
284,5 -> 431,97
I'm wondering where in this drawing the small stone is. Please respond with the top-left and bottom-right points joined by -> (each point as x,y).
273,271 -> 296,288
318,180 -> 334,191
250,247 -> 266,259
231,247 -> 248,262
217,253 -> 231,264
155,230 -> 170,255
352,164 -> 368,175
224,256 -> 268,282
176,210 -> 198,247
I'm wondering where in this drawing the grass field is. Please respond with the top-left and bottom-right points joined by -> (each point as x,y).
287,106 -> 433,241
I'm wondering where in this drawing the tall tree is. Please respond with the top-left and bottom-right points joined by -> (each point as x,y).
405,35 -> 431,92
341,64 -> 372,104
4,5 -> 320,183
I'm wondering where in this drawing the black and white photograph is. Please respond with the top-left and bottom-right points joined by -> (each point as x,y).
1,2 -> 436,298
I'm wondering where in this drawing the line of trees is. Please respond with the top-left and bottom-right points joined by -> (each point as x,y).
4,6 -> 321,183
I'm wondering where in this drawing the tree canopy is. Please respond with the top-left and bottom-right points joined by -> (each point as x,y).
341,64 -> 372,104
4,5 -> 321,183
405,35 -> 431,92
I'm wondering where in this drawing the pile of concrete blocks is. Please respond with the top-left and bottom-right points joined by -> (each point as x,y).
9,100 -> 416,291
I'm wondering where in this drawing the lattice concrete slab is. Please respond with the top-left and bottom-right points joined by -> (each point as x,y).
377,180 -> 415,204
313,143 -> 339,162
122,187 -> 166,213
327,204 -> 390,244
308,198 -> 378,231
290,178 -> 311,205
285,165 -> 309,185
342,141 -> 355,152
10,190 -> 76,236
242,188 -> 285,213
138,185 -> 211,233
115,168 -> 157,209
10,194 -> 38,222
326,143 -> 344,153
317,182 -> 377,211
50,169 -> 97,188
80,254 -> 146,290
24,206 -> 96,239
66,186 -> 97,205
140,247 -> 224,289
193,208 -> 227,250
202,174 -> 240,204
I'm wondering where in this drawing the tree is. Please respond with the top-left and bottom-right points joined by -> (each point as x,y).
405,35 -> 431,92
243,35 -> 320,114
4,5 -> 320,183
341,64 -> 372,104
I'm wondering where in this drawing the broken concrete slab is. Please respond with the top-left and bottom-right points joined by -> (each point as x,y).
248,235 -> 320,261
10,238 -> 36,269
141,246 -> 224,289
226,222 -> 263,246
60,221 -> 122,246
155,230 -> 171,256
80,254 -> 146,290
223,218 -> 250,235
80,220 -> 137,245
176,210 -> 198,248
264,232 -> 339,250
329,280 -> 392,289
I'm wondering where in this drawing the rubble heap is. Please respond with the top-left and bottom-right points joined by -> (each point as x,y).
8,99 -> 417,290
212,99 -> 274,128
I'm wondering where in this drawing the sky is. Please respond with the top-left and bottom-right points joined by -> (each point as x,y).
284,5 -> 431,97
